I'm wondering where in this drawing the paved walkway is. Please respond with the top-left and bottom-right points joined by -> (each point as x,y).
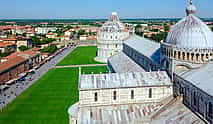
54,64 -> 107,68
0,46 -> 75,110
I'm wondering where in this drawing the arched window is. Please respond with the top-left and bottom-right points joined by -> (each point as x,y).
193,92 -> 197,106
191,53 -> 194,60
206,54 -> 209,60
94,92 -> 98,102
174,51 -> 177,58
201,54 -> 204,62
187,52 -> 190,60
178,51 -> 181,59
148,88 -> 152,98
196,53 -> 199,61
182,52 -> 185,60
113,91 -> 117,100
131,90 -> 134,99
209,102 -> 212,119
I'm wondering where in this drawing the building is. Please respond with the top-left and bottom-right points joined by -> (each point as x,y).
0,49 -> 40,85
35,27 -> 57,34
79,35 -> 96,41
26,31 -> 35,37
1,37 -> 32,51
69,71 -> 175,124
160,1 -> 213,122
46,33 -> 57,39
0,42 -> 16,54
64,30 -> 73,37
160,1 -> 213,77
1,38 -> 17,43
59,35 -> 70,41
11,26 -> 32,35
68,1 -> 212,124
95,12 -> 130,63
16,37 -> 33,51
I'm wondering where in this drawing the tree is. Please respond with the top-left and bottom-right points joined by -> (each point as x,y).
151,29 -> 159,32
135,24 -> 142,28
31,36 -> 41,47
135,31 -> 144,37
164,25 -> 170,32
18,45 -> 28,51
78,30 -> 85,35
40,38 -> 55,44
149,32 -> 168,42
40,45 -> 58,54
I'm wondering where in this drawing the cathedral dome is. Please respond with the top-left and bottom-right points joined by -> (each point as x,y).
166,1 -> 213,49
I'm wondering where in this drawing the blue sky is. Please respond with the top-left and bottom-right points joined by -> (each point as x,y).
0,0 -> 212,19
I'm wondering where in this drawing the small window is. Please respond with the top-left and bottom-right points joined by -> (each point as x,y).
115,44 -> 118,48
113,91 -> 116,100
94,92 -> 98,102
149,88 -> 152,98
131,90 -> 134,99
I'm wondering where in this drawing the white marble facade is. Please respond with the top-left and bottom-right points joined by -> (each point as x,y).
95,12 -> 129,63
68,1 -> 213,124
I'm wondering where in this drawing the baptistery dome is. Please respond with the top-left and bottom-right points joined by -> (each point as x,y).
95,12 -> 129,63
99,12 -> 126,32
166,1 -> 213,49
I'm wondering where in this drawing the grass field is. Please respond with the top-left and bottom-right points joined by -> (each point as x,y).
0,66 -> 108,124
82,66 -> 108,74
57,46 -> 103,66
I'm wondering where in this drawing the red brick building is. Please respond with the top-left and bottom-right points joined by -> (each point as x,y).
0,49 -> 40,85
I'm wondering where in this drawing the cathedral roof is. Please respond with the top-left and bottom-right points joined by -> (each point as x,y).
108,52 -> 145,73
99,12 -> 127,32
79,71 -> 171,90
124,35 -> 161,64
166,1 -> 213,49
178,62 -> 213,97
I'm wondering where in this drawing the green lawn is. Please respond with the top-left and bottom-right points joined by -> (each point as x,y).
0,66 -> 108,124
57,46 -> 103,66
82,66 -> 108,74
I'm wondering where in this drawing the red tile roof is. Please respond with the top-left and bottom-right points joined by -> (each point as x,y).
2,49 -> 39,60
46,33 -> 57,35
0,42 -> 16,47
2,38 -> 17,41
0,56 -> 26,73
0,49 -> 40,73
